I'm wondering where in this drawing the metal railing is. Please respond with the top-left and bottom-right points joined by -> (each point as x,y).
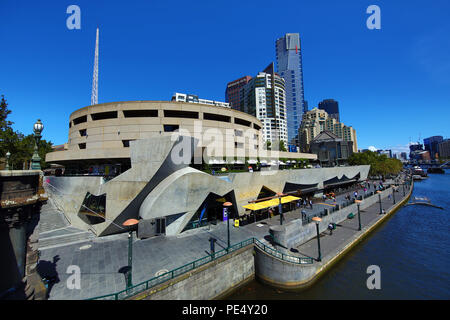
87,237 -> 312,300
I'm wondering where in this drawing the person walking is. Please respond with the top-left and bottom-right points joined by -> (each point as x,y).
309,199 -> 313,209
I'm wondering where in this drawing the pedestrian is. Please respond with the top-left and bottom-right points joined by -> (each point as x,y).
309,199 -> 313,209
301,210 -> 306,220
328,223 -> 334,235
303,199 -> 307,207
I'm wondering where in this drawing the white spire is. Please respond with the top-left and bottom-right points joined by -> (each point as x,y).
91,28 -> 99,105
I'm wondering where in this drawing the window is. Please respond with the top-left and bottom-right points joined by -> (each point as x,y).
91,111 -> 118,121
234,118 -> 251,127
203,113 -> 230,123
163,124 -> 179,132
79,129 -> 87,137
164,110 -> 198,119
79,143 -> 86,149
122,140 -> 135,147
73,115 -> 87,125
234,130 -> 243,137
123,109 -> 158,118
69,122 -> 72,128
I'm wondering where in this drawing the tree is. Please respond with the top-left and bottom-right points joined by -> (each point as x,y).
348,150 -> 403,177
0,93 -> 53,169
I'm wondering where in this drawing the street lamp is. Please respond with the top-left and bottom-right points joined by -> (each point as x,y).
223,202 -> 233,251
355,200 -> 362,231
312,217 -> 322,262
277,192 -> 285,225
122,218 -> 139,290
5,151 -> 10,170
31,119 -> 44,170
377,191 -> 382,214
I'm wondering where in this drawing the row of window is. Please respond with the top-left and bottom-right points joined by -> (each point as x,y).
71,110 -> 259,129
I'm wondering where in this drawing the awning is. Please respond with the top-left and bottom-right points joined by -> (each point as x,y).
243,196 -> 301,211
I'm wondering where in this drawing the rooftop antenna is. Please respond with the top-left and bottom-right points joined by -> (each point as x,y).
91,28 -> 99,105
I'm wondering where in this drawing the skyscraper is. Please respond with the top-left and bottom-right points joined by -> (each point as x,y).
318,99 -> 340,122
241,63 -> 288,146
275,33 -> 306,147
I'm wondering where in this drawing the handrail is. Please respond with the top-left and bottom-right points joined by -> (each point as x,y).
87,237 -> 312,300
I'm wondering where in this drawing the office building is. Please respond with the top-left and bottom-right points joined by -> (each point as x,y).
318,99 -> 340,122
423,136 -> 443,160
298,108 -> 358,153
172,93 -> 230,108
438,139 -> 450,159
225,76 -> 252,110
275,33 -> 306,146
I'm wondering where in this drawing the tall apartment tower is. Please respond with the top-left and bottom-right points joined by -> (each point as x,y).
275,33 -> 306,147
241,63 -> 288,146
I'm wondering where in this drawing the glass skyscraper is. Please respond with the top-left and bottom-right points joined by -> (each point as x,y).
275,33 -> 306,147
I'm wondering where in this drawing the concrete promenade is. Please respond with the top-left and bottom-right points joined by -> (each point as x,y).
36,178 -> 402,300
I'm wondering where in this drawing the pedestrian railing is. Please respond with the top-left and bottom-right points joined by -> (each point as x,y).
87,237 -> 312,300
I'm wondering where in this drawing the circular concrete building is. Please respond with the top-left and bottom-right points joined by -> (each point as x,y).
46,100 -> 265,174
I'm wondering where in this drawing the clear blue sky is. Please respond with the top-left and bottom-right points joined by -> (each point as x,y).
1,0 -> 449,155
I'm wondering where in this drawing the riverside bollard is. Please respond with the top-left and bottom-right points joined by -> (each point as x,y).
122,219 -> 139,290
377,191 -> 382,215
223,202 -> 233,251
355,200 -> 362,231
312,217 -> 322,262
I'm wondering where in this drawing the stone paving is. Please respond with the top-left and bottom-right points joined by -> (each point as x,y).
36,178 -> 399,300
293,194 -> 402,261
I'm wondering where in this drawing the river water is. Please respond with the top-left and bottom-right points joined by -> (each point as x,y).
227,170 -> 450,299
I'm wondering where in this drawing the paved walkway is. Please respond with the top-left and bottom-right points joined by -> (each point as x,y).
37,178 -> 402,300
293,194 -> 402,261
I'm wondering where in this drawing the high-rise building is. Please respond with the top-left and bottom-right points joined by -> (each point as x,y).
241,63 -> 288,146
225,76 -> 252,111
275,33 -> 305,147
318,99 -> 340,122
423,136 -> 443,160
438,139 -> 450,159
409,143 -> 423,159
298,108 -> 358,153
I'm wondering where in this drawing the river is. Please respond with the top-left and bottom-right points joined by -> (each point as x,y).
227,170 -> 450,299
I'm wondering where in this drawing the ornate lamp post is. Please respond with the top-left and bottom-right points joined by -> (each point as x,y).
223,202 -> 233,251
377,190 -> 383,214
31,119 -> 44,170
312,217 -> 322,262
122,218 -> 139,290
5,151 -> 11,170
355,200 -> 362,231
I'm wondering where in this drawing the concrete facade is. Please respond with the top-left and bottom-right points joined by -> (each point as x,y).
45,133 -> 369,237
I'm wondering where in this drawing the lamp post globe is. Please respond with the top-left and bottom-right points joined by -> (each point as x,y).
31,119 -> 44,170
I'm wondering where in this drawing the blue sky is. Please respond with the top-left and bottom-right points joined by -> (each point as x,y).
1,0 -> 449,155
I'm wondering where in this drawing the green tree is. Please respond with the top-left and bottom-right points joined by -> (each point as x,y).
348,150 -> 403,177
0,93 -> 53,169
